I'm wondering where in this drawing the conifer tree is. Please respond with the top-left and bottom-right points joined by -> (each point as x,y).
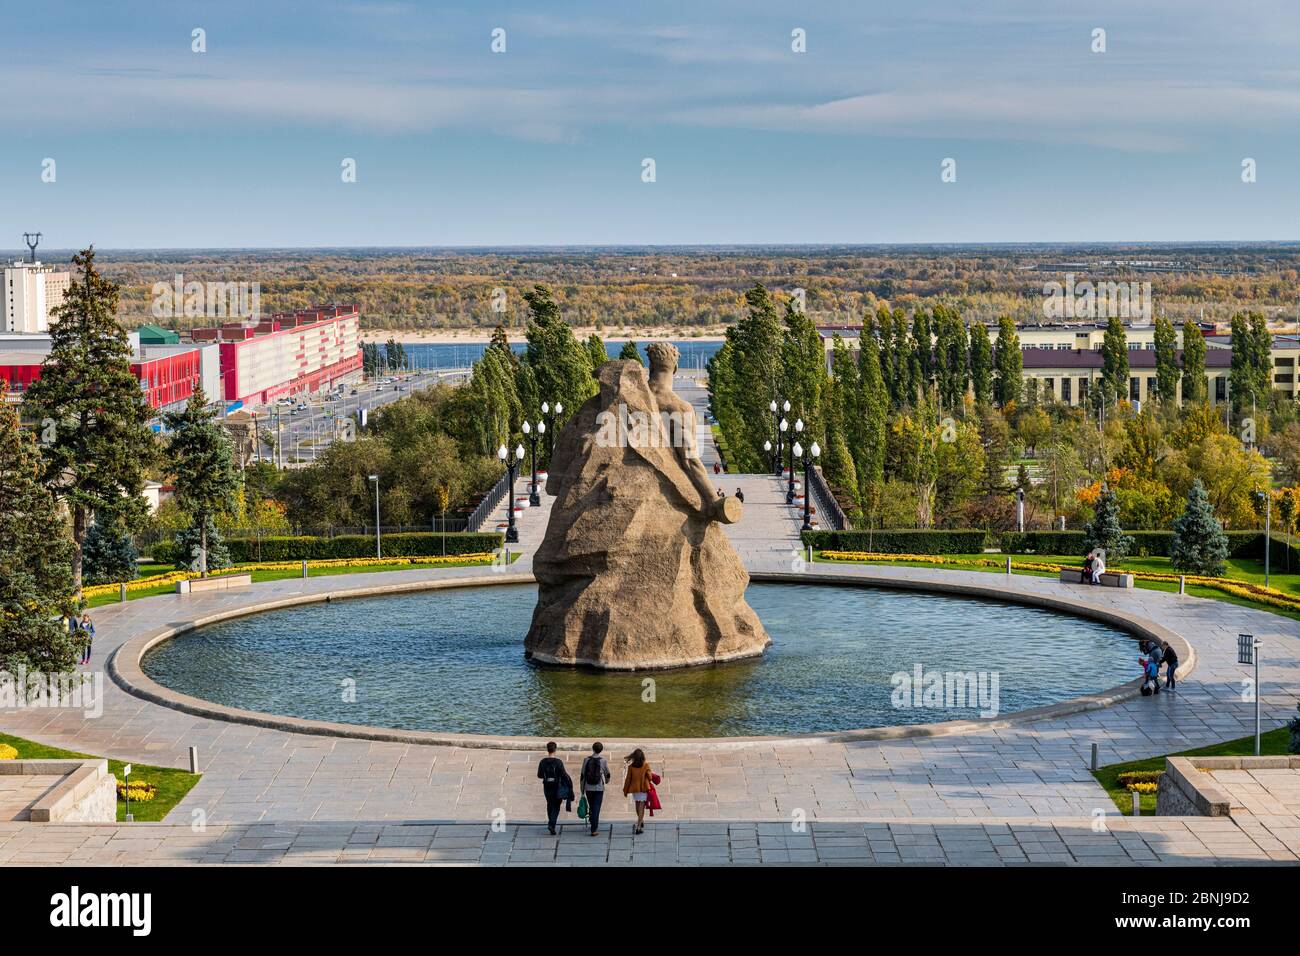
82,514 -> 139,586
1169,478 -> 1230,575
24,247 -> 155,594
1084,486 -> 1134,562
0,389 -> 78,673
165,385 -> 240,576
618,340 -> 643,365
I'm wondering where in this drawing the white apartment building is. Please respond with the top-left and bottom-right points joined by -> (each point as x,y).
3,260 -> 71,333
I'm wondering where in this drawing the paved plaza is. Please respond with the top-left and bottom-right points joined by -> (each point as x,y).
4,448 -> 1300,864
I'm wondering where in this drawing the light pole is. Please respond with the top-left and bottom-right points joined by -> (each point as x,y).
522,418 -> 545,506
368,474 -> 381,558
769,399 -> 781,477
763,439 -> 773,474
1016,487 -> 1025,533
795,438 -> 821,531
498,443 -> 525,544
542,400 -> 563,462
786,417 -> 804,504
1256,491 -> 1272,588
1238,634 -> 1263,756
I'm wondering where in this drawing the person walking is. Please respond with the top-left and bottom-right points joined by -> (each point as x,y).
622,748 -> 655,835
579,742 -> 610,837
537,741 -> 571,835
78,614 -> 95,665
734,487 -> 745,504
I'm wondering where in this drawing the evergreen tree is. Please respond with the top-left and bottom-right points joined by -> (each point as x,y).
1153,316 -> 1179,404
82,514 -> 139,586
522,285 -> 596,424
584,332 -> 608,374
1100,315 -> 1130,406
24,247 -> 155,594
618,340 -> 643,365
488,324 -> 519,368
994,316 -> 1022,407
1169,478 -> 1230,575
173,516 -> 232,572
1181,319 -> 1207,404
164,385 -> 240,576
780,297 -> 828,438
969,321 -> 993,405
856,326 -> 889,521
706,284 -> 784,470
0,390 -> 78,673
1083,486 -> 1134,562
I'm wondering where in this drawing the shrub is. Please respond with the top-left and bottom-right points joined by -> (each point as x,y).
1084,488 -> 1134,562
1001,529 -> 1266,558
157,531 -> 507,564
802,529 -> 989,554
171,516 -> 231,571
1116,770 -> 1164,788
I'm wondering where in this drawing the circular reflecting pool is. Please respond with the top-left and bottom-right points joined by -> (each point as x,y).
142,583 -> 1139,737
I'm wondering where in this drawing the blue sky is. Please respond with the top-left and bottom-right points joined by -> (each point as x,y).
2,0 -> 1299,247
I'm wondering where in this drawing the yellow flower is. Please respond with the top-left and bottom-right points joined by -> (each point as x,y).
0,744 -> 17,760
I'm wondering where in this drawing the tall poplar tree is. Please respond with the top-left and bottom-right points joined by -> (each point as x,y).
994,316 -> 1022,407
969,321 -> 993,405
522,284 -> 595,423
1100,315 -> 1130,405
1181,319 -> 1206,404
0,389 -> 78,673
24,247 -> 155,594
165,384 -> 240,576
1153,316 -> 1179,404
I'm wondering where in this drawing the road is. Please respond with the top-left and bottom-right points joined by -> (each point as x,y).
247,367 -> 470,466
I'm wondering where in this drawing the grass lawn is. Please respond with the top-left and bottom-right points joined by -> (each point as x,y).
814,551 -> 1300,623
0,731 -> 200,823
1092,726 -> 1294,815
85,553 -> 519,609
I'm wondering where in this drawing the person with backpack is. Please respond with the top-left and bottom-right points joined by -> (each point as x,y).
622,748 -> 656,835
579,742 -> 610,837
1142,656 -> 1161,695
536,741 -> 572,835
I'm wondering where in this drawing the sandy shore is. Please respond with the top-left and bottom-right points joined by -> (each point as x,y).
362,327 -> 728,344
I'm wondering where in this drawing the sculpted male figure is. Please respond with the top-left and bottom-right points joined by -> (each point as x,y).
524,343 -> 770,669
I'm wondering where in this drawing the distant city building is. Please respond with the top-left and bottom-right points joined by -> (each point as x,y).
136,323 -> 182,345
193,304 -> 362,407
3,260 -> 71,333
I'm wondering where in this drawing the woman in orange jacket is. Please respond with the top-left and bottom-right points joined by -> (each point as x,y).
622,748 -> 655,834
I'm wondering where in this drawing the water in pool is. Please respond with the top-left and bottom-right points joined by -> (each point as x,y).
142,583 -> 1139,737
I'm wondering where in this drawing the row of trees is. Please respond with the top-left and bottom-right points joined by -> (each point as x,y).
708,285 -> 1279,538
4,249 -> 244,672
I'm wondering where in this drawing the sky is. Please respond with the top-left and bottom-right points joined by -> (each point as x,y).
3,0 -> 1300,248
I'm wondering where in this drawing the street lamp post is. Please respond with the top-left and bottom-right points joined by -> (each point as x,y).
1257,491 -> 1272,588
786,417 -> 804,504
763,439 -> 773,473
1238,634 -> 1263,756
368,474 -> 381,558
769,399 -> 781,477
542,400 -> 564,462
796,439 -> 821,532
498,443 -> 525,544
522,419 -> 545,506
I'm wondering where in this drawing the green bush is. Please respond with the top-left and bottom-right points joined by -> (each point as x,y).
803,529 -> 989,554
152,532 -> 503,564
1000,530 -> 1268,559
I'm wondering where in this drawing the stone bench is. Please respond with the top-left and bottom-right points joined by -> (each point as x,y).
1057,568 -> 1134,588
177,572 -> 253,594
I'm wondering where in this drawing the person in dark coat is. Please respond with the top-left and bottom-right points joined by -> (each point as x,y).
536,741 -> 571,835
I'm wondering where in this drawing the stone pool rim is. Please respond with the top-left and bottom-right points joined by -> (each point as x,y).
110,569 -> 1195,751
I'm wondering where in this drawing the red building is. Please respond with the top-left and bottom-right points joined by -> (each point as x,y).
1,341 -> 201,412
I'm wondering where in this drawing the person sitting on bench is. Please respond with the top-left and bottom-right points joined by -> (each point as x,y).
1089,550 -> 1105,585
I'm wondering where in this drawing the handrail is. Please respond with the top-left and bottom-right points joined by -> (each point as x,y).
467,469 -> 513,533
807,464 -> 850,531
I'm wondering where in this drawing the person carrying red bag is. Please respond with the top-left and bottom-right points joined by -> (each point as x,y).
622,748 -> 657,835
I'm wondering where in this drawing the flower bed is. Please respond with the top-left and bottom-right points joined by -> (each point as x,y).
116,780 -> 157,802
82,552 -> 499,600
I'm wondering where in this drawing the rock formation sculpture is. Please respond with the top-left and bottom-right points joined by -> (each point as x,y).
524,343 -> 771,669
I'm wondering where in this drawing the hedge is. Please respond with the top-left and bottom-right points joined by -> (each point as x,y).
801,529 -> 990,554
152,531 -> 504,565
999,530 -> 1277,559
